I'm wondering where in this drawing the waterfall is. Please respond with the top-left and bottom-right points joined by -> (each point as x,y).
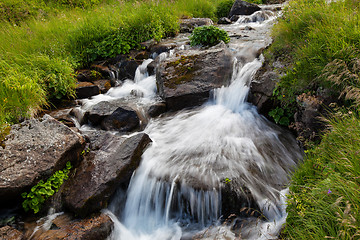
102,7 -> 301,240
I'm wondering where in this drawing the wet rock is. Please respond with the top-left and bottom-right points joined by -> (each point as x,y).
140,39 -> 158,50
218,17 -> 232,24
230,15 -> 240,22
75,82 -> 100,99
248,59 -> 279,114
0,115 -> 85,206
118,60 -> 140,80
179,18 -> 213,33
147,60 -> 157,76
90,64 -> 114,79
228,0 -> 261,18
134,51 -> 150,60
290,93 -> 328,144
147,102 -> 167,118
0,226 -> 22,240
76,69 -> 101,82
48,108 -> 76,128
150,43 -> 177,58
93,80 -> 111,94
24,213 -> 113,240
84,101 -> 140,132
84,101 -> 119,125
156,43 -> 234,111
101,107 -> 140,132
244,26 -> 255,31
63,133 -> 152,216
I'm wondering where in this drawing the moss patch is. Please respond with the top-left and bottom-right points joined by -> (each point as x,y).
164,55 -> 200,89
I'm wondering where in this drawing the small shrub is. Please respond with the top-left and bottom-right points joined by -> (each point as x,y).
215,0 -> 235,18
21,162 -> 72,214
268,107 -> 290,126
189,25 -> 230,47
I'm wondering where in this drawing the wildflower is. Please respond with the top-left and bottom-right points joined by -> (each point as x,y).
327,189 -> 332,194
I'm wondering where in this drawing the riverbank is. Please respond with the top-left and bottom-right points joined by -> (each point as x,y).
265,0 -> 360,238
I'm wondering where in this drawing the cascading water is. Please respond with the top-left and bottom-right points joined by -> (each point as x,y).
104,6 -> 302,240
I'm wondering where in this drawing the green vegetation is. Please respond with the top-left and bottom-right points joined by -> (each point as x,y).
267,0 -> 360,238
190,25 -> 230,47
215,0 -> 235,18
0,0 -> 229,136
269,0 -> 360,112
268,107 -> 290,126
284,114 -> 360,239
21,162 -> 72,214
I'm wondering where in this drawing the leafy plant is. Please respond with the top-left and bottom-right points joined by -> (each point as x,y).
21,162 -> 72,214
268,107 -> 290,126
189,25 -> 230,47
215,0 -> 235,18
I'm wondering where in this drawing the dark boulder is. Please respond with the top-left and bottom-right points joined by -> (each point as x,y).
156,43 -> 234,111
90,64 -> 114,79
84,101 -> 119,125
218,17 -> 232,24
93,80 -> 111,94
75,82 -> 100,99
101,107 -> 140,132
230,15 -> 240,22
179,18 -> 213,33
150,43 -> 177,58
147,102 -> 167,118
248,60 -> 279,114
117,60 -> 140,80
228,0 -> 261,18
23,213 -> 113,240
0,115 -> 85,206
63,133 -> 151,216
84,101 -> 140,132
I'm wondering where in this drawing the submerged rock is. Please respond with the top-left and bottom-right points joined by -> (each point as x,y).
24,213 -> 113,240
228,0 -> 261,18
156,43 -> 234,111
179,18 -> 213,33
63,133 -> 151,217
0,115 -> 85,206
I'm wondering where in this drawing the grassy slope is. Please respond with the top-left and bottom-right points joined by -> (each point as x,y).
267,0 -> 360,238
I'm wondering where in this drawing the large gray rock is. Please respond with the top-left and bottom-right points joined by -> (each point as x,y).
179,18 -> 213,33
23,213 -> 113,240
84,101 -> 140,132
0,115 -> 85,205
63,133 -> 151,216
228,0 -> 261,18
156,43 -> 234,111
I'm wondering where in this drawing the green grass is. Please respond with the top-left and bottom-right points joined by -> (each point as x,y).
284,113 -> 360,239
268,0 -> 360,110
267,0 -> 360,238
0,0 -> 227,136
